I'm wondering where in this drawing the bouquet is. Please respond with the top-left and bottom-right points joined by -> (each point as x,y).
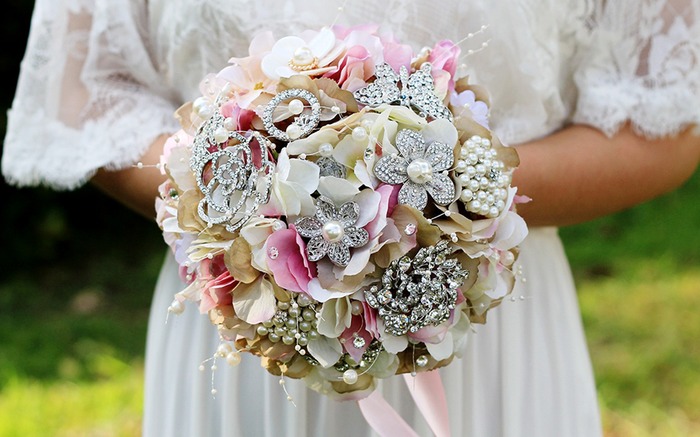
156,25 -> 527,402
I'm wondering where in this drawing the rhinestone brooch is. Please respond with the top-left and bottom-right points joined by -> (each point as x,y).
294,196 -> 370,267
373,129 -> 456,210
190,112 -> 274,232
354,62 -> 453,121
364,240 -> 469,336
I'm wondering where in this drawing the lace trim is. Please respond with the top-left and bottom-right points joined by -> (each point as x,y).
574,81 -> 700,138
2,104 -> 179,190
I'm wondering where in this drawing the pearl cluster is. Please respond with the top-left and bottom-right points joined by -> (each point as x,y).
454,135 -> 511,218
256,293 -> 319,354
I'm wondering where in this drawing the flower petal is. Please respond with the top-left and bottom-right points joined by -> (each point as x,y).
343,227 -> 369,248
426,172 -> 456,205
424,141 -> 454,172
425,331 -> 454,361
295,216 -> 324,238
317,176 -> 359,205
328,242 -> 351,267
421,118 -> 458,149
232,277 -> 277,324
373,155 -> 408,185
395,129 -> 426,161
337,200 -> 360,227
397,181 -> 428,210
306,236 -> 329,262
306,336 -> 344,368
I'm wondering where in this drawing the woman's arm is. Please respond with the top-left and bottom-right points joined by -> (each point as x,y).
91,134 -> 170,220
512,124 -> 700,227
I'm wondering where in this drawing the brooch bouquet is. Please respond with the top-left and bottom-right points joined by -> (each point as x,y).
156,25 -> 527,402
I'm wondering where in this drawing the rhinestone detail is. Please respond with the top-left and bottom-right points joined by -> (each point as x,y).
262,88 -> 321,141
354,62 -> 453,121
294,196 -> 369,267
374,129 -> 456,210
190,112 -> 274,232
365,240 -> 469,336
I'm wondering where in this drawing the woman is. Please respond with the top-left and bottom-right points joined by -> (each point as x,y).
3,1 -> 699,436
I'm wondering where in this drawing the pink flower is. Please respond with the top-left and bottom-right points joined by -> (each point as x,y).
339,314 -> 375,362
362,302 -> 380,338
220,102 -> 255,131
323,45 -> 374,91
407,292 -> 464,344
199,256 -> 236,313
429,40 -> 460,78
266,227 -> 317,293
428,40 -> 461,98
380,33 -> 412,72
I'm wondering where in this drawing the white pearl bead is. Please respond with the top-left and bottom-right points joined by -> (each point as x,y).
297,294 -> 312,307
361,119 -> 374,131
500,251 -> 516,266
292,46 -> 315,66
458,173 -> 470,185
322,220 -> 345,242
455,160 -> 467,172
331,105 -> 341,114
217,343 -> 233,357
351,301 -> 363,315
342,369 -> 359,385
496,200 -> 506,210
469,200 -> 481,211
477,191 -> 487,201
460,189 -> 474,202
479,204 -> 490,215
319,142 -> 333,157
468,180 -> 480,191
406,159 -> 433,184
351,126 -> 368,142
288,99 -> 304,115
214,127 -> 229,143
489,206 -> 499,217
272,220 -> 286,231
223,117 -> 236,131
168,300 -> 185,314
286,123 -> 303,140
193,97 -> 214,119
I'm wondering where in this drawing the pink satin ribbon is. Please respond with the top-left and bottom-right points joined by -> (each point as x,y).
357,371 -> 451,437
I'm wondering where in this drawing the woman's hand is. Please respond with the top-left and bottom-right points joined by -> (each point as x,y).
512,124 -> 700,227
91,134 -> 171,220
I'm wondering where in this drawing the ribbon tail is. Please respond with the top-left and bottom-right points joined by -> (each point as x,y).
404,371 -> 452,437
357,390 -> 421,437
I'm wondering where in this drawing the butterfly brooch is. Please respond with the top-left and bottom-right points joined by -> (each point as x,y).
353,62 -> 453,121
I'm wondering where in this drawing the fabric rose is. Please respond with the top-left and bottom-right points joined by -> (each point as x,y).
265,227 -> 316,294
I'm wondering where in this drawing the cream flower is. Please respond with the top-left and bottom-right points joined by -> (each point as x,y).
261,28 -> 343,80
258,149 -> 319,217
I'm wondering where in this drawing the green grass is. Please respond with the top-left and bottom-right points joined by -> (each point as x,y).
0,362 -> 143,436
579,266 -> 700,436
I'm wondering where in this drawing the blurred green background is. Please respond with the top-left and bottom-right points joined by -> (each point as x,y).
0,2 -> 698,436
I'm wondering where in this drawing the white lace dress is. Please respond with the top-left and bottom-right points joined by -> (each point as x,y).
4,1 -> 699,436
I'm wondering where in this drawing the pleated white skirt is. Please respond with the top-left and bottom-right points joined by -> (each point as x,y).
143,227 -> 602,437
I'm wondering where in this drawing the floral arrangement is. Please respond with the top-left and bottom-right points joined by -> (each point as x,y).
156,25 -> 527,400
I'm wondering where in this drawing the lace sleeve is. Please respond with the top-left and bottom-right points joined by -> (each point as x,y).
1,0 -> 179,189
573,0 -> 700,138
